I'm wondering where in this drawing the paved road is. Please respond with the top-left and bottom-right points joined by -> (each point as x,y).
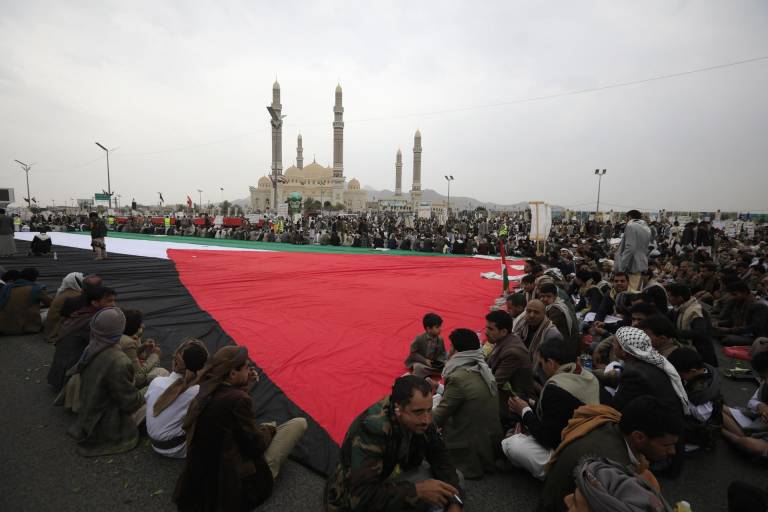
1,332 -> 765,511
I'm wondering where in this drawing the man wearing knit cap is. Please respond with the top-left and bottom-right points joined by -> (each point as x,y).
174,345 -> 307,511
68,307 -> 146,457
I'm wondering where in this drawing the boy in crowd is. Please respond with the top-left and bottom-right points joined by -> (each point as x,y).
405,313 -> 448,378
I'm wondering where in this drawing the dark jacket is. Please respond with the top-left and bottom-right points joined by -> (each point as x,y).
175,385 -> 275,512
722,300 -> 768,337
47,308 -> 95,390
325,396 -> 461,512
522,385 -> 584,450
90,219 -> 108,238
539,422 -> 632,512
487,333 -> 536,400
612,358 -> 684,416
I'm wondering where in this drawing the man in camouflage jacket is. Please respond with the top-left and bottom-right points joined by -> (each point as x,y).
325,375 -> 463,512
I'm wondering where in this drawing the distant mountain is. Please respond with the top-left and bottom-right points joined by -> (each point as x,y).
362,187 -> 559,212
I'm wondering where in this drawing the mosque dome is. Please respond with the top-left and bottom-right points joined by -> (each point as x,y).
258,176 -> 271,188
348,178 -> 360,190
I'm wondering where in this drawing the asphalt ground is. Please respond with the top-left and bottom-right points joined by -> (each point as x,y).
1,332 -> 766,512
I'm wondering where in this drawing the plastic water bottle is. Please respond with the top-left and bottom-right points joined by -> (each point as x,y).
675,501 -> 692,512
53,251 -> 58,261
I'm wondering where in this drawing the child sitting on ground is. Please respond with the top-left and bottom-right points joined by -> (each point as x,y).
404,312 -> 447,378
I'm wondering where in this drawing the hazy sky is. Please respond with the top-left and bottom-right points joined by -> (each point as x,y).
1,1 -> 767,211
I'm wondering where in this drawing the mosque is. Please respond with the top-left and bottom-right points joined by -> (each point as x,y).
249,81 -> 427,214
249,81 -> 367,212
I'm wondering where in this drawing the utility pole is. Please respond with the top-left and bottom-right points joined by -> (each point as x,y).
95,142 -> 113,208
444,175 -> 454,219
197,189 -> 203,213
594,169 -> 607,219
14,160 -> 33,210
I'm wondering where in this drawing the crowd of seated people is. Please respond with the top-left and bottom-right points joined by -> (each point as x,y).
2,209 -> 768,511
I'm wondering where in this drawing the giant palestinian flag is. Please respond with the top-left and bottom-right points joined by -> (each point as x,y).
9,231 -> 523,474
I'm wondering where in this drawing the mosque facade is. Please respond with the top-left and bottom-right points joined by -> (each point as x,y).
250,82 -> 367,212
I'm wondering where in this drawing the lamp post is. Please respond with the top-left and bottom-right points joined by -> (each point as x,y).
197,189 -> 203,213
444,175 -> 454,218
95,142 -> 113,208
269,172 -> 286,214
594,169 -> 607,219
14,159 -> 33,210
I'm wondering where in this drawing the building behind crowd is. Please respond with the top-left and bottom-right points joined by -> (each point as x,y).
250,81 -> 434,215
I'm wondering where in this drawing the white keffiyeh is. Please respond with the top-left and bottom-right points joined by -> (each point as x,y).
616,326 -> 690,414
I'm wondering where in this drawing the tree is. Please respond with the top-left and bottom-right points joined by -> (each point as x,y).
219,200 -> 232,213
303,199 -> 321,213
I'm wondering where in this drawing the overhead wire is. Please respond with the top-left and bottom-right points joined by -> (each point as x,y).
82,53 -> 768,158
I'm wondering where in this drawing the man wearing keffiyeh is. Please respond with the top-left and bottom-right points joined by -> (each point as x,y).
612,326 -> 690,416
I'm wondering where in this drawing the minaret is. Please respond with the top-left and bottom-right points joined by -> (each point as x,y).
269,80 -> 283,177
395,149 -> 402,196
411,130 -> 422,206
332,84 -> 344,179
296,133 -> 304,169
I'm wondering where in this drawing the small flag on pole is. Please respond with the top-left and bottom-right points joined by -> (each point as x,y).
499,239 -> 510,294
187,196 -> 193,208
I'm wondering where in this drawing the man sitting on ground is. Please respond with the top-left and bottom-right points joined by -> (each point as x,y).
486,310 -> 537,407
325,375 -> 463,512
505,292 -> 527,325
145,338 -> 209,458
43,272 -> 84,342
722,352 -> 768,459
668,348 -> 723,450
405,313 -> 448,378
48,285 -> 115,392
595,272 -> 630,322
67,307 -> 145,457
119,309 -> 169,389
175,346 -> 307,511
30,228 -> 53,256
503,338 -> 600,480
669,283 -> 718,367
612,327 -> 690,418
638,315 -> 683,358
717,281 -> 768,347
511,299 -> 563,356
538,283 -> 579,353
0,267 -> 52,335
432,329 -> 501,479
540,395 -> 682,512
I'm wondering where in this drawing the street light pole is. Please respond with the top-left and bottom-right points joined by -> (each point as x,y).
14,159 -> 32,210
444,175 -> 454,219
95,142 -> 112,208
197,189 -> 203,213
594,169 -> 607,218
